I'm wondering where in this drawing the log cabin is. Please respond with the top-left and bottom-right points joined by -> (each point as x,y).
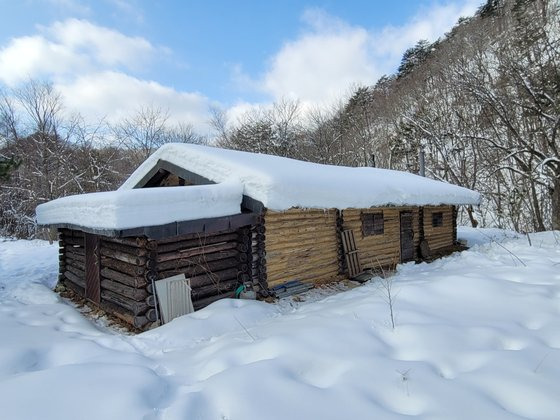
36,144 -> 480,330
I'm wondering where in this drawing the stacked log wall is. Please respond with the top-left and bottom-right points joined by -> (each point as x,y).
342,207 -> 420,270
59,229 -> 86,295
154,227 -> 251,312
264,209 -> 341,287
59,227 -> 251,330
423,205 -> 455,251
250,215 -> 268,295
98,236 -> 154,329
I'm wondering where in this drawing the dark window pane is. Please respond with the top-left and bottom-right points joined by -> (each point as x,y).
362,212 -> 384,236
432,212 -> 443,227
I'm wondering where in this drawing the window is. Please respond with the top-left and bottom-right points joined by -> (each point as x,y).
432,212 -> 443,227
362,212 -> 384,236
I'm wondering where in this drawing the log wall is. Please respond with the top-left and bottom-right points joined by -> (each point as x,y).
58,225 -> 251,331
263,209 -> 341,287
59,228 -> 86,295
154,227 -> 251,311
342,207 -> 420,270
423,205 -> 455,251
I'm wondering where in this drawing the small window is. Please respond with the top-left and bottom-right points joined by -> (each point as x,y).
362,212 -> 384,236
432,212 -> 443,227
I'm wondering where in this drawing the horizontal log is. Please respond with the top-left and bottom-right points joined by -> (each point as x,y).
265,244 -> 339,260
98,300 -> 148,329
65,245 -> 85,255
266,259 -> 339,280
264,218 -> 336,231
158,257 -> 240,278
101,256 -> 145,277
253,225 -> 265,234
60,236 -> 85,246
156,232 -> 238,252
157,248 -> 239,270
265,209 -> 337,220
146,294 -> 156,307
265,236 -> 337,253
100,247 -> 146,266
145,270 -> 158,283
64,270 -> 85,288
101,278 -> 148,301
193,292 -> 236,311
101,289 -> 149,315
266,222 -> 337,233
65,257 -> 85,271
266,232 -> 336,246
156,228 -> 238,245
355,243 -> 401,253
266,255 -> 339,274
191,278 -> 240,301
105,236 -> 147,248
158,267 -> 239,287
157,241 -> 238,262
146,308 -> 158,322
265,240 -> 338,260
101,240 -> 148,257
66,264 -> 85,279
63,276 -> 85,296
100,267 -> 147,288
267,265 -> 340,286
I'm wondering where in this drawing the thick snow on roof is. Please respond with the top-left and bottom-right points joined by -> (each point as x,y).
121,144 -> 480,209
36,182 -> 243,230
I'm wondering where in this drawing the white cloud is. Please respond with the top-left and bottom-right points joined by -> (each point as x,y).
57,71 -> 211,129
0,19 -> 155,85
373,1 -> 482,63
0,19 -> 212,132
245,1 -> 482,107
45,19 -> 154,69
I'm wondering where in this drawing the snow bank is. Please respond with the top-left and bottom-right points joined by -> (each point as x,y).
36,181 -> 243,230
121,144 -> 481,210
2,230 -> 560,419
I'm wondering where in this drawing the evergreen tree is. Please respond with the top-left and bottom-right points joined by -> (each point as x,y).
0,156 -> 20,181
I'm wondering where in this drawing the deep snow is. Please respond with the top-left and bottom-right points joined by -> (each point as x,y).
121,144 -> 481,210
0,228 -> 559,420
36,181 -> 243,230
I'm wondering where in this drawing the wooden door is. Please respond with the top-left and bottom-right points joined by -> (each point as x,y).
85,233 -> 101,304
400,212 -> 415,262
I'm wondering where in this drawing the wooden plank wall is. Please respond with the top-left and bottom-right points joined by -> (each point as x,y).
342,207 -> 420,269
423,205 -> 455,250
264,209 -> 341,287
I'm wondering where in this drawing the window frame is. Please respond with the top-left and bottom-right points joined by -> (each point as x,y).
432,211 -> 443,227
362,212 -> 384,236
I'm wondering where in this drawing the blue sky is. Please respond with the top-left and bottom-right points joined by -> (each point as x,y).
0,0 -> 482,132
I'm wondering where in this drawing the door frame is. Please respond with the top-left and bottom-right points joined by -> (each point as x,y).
399,211 -> 415,263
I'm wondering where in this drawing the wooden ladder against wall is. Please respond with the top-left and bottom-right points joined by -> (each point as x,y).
341,229 -> 362,278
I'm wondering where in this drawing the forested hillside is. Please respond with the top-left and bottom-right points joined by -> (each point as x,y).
1,0 -> 558,238
217,0 -> 559,232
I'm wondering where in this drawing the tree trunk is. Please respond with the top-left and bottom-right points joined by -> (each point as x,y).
552,176 -> 560,231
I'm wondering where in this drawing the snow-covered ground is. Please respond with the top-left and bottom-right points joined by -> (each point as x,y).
1,228 -> 559,420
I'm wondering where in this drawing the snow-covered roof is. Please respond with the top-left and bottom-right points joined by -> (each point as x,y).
36,182 -> 243,230
121,144 -> 480,209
